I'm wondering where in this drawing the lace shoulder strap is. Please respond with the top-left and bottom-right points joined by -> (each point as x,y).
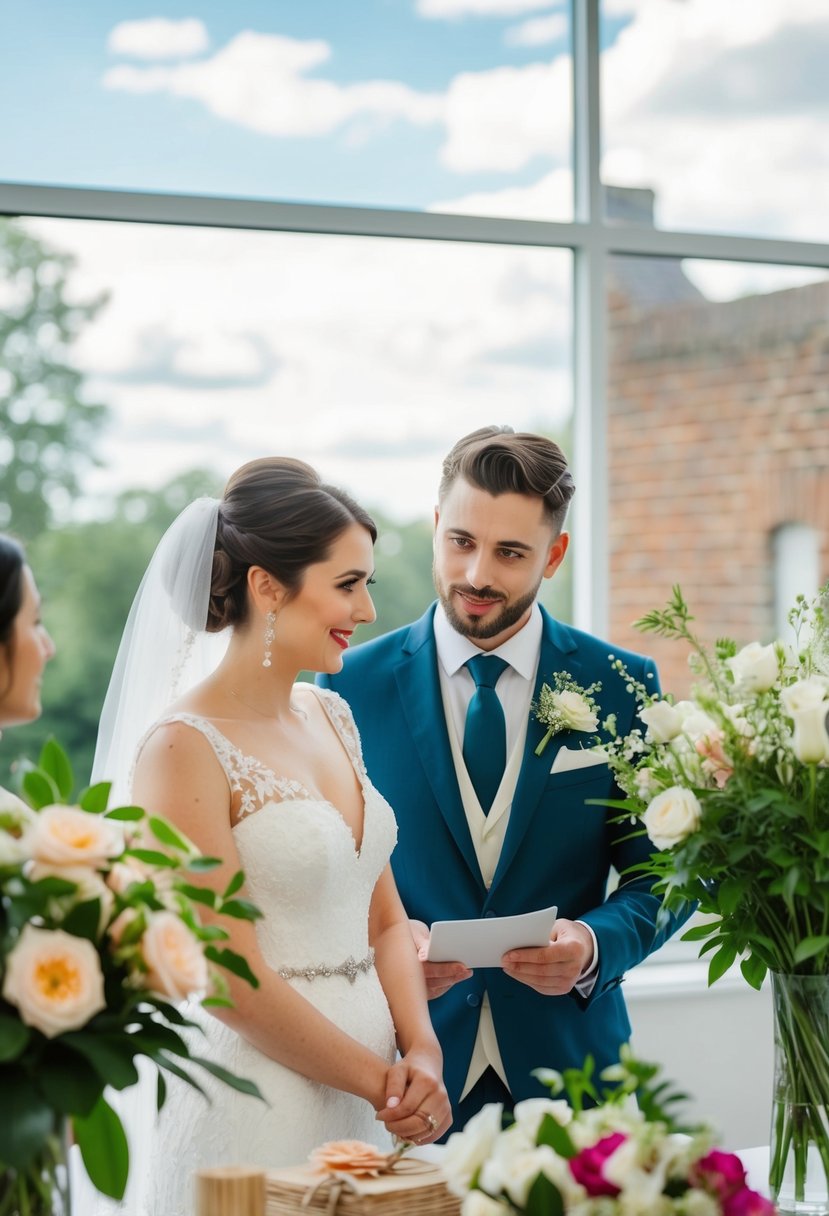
311,687 -> 367,780
136,713 -> 311,820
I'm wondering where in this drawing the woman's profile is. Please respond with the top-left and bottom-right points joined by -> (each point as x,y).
93,457 -> 450,1216
0,532 -> 55,731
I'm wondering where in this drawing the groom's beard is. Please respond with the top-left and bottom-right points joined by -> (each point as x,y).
433,564 -> 541,641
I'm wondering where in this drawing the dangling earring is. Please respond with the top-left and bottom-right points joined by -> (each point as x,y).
262,610 -> 276,668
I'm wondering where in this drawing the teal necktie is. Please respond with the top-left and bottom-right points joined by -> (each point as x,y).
463,654 -> 509,815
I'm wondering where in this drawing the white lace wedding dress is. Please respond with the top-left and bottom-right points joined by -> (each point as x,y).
138,687 -> 398,1216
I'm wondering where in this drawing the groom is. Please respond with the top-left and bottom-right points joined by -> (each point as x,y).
320,426 -> 686,1132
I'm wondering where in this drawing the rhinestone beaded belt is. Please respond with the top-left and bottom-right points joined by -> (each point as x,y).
278,948 -> 375,984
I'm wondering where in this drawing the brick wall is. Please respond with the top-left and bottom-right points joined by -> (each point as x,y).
607,276 -> 829,697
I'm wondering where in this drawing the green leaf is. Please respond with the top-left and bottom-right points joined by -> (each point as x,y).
149,816 -> 192,852
156,1053 -> 209,1098
188,1055 -> 265,1101
681,922 -> 717,943
104,804 -> 145,821
126,847 -> 179,868
156,1070 -> 167,1112
707,942 -> 737,985
62,1033 -> 141,1091
176,882 -> 217,908
0,1070 -> 53,1168
187,855 -> 222,872
794,936 -> 829,964
524,1171 -> 565,1216
218,897 -> 262,921
205,945 -> 260,988
38,1050 -> 102,1117
0,1013 -> 30,1062
40,738 -> 74,801
21,768 -> 59,810
73,1095 -> 129,1200
79,781 -> 113,813
223,870 -> 245,899
61,897 -> 102,942
740,954 -> 768,991
536,1111 -> 577,1158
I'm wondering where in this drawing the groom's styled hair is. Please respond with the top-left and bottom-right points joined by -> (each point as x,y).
439,426 -> 575,534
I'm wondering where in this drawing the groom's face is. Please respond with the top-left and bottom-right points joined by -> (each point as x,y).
433,478 -> 568,651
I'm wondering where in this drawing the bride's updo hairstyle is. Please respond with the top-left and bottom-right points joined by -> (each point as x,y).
207,457 -> 377,634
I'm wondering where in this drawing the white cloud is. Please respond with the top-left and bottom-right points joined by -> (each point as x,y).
505,13 -> 567,46
417,0 -> 557,17
431,167 -> 571,221
104,30 -> 442,137
107,18 -> 209,60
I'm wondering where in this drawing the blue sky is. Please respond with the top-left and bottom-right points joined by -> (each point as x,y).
0,0 -> 573,209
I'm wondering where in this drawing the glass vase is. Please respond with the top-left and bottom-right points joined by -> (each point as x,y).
770,973 -> 829,1215
0,1117 -> 71,1216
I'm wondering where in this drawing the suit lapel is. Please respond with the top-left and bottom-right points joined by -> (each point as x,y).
394,608 -> 484,884
489,609 -> 582,895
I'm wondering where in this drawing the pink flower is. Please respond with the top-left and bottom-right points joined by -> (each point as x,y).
568,1133 -> 626,1197
722,1186 -> 776,1216
696,731 -> 734,789
690,1150 -> 746,1200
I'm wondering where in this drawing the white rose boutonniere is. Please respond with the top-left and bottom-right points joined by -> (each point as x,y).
532,673 -> 602,756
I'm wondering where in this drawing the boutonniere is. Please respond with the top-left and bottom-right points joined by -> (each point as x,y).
532,672 -> 602,755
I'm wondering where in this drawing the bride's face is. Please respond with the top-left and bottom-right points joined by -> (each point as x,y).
0,567 -> 56,728
278,523 -> 377,674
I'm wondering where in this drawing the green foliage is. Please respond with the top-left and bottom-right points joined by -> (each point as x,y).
0,218 -> 108,540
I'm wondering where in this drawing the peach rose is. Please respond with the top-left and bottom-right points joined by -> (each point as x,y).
309,1141 -> 394,1177
141,911 -> 208,1000
28,805 -> 123,868
2,924 -> 106,1037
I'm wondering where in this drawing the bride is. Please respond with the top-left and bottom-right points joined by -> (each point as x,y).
94,457 -> 450,1215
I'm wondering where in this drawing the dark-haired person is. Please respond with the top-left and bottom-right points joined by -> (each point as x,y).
321,427 -> 688,1134
0,533 -> 55,730
93,458 -> 449,1216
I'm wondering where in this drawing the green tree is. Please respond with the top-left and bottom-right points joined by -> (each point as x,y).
0,218 -> 108,539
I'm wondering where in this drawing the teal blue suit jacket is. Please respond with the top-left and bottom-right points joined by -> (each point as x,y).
320,604 -> 685,1110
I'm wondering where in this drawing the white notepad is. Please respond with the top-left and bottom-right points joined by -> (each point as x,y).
426,904 -> 558,969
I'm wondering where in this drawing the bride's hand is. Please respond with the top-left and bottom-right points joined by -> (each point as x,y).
374,1048 -> 451,1144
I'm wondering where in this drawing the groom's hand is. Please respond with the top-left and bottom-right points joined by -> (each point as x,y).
501,918 -> 594,996
410,919 -> 472,1000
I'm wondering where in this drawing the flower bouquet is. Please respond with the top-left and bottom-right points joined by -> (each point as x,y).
442,1048 -> 774,1216
591,586 -> 829,1213
0,739 -> 263,1213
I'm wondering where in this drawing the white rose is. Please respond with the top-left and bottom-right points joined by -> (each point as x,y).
512,1097 -> 573,1145
2,924 -> 106,1037
781,677 -> 829,717
141,911 -> 209,1001
790,705 -> 829,764
552,690 -> 599,734
727,641 -> 779,694
638,701 -> 683,743
28,805 -> 123,868
676,708 -> 718,744
461,1192 -> 506,1216
442,1103 -> 504,1194
482,1144 -> 572,1210
642,787 -> 702,850
0,789 -> 37,864
28,863 -> 115,935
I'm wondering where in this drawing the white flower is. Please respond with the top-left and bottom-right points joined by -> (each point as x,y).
675,707 -> 718,745
553,689 -> 599,733
28,805 -> 123,868
727,641 -> 779,694
638,701 -> 683,743
634,767 -> 662,802
460,1192 -> 506,1216
443,1103 -> 504,1195
789,705 -> 829,764
2,924 -> 106,1037
481,1141 -> 578,1209
0,789 -> 37,864
642,787 -> 702,850
780,676 -> 829,717
28,862 -> 115,935
141,911 -> 209,1001
512,1097 -> 573,1145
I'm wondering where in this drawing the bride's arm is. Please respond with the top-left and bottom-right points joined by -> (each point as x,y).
133,722 -> 392,1111
369,867 -> 452,1141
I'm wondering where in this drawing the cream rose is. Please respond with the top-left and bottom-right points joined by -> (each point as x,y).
642,787 -> 702,850
461,1192 -> 506,1216
0,789 -> 37,864
638,701 -> 683,743
781,677 -> 829,717
141,911 -> 208,1000
552,689 -> 599,733
727,641 -> 779,694
2,924 -> 105,1037
28,863 -> 114,934
443,1103 -> 504,1195
790,705 -> 829,764
28,805 -> 123,868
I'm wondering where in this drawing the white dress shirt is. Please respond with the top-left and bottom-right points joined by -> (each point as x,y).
432,603 -> 598,1099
